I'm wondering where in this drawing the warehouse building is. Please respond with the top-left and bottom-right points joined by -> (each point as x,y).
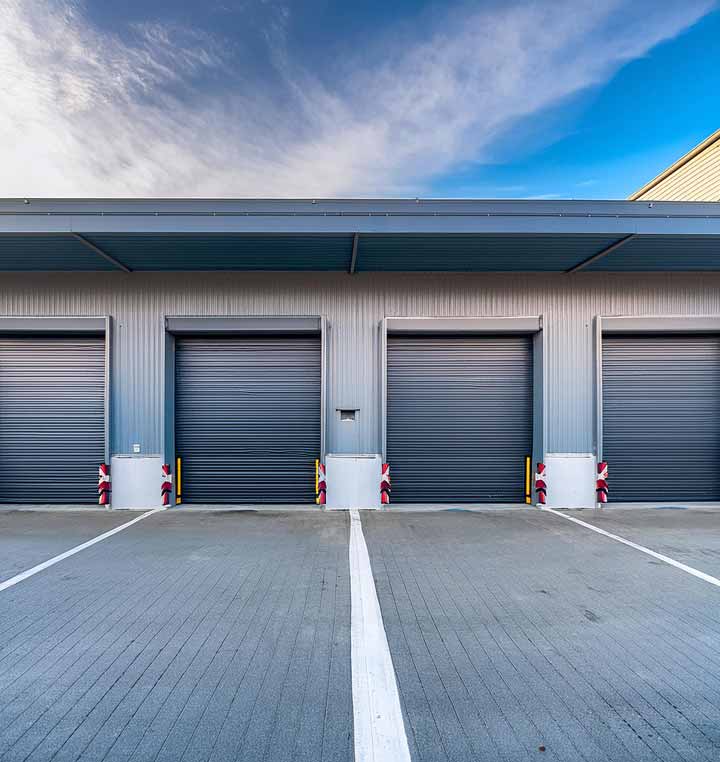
1,198 -> 720,509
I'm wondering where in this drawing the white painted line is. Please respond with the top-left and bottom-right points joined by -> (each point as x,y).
0,509 -> 164,593
349,508 -> 411,762
541,507 -> 720,588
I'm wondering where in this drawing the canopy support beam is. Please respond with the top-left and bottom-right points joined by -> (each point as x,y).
349,233 -> 359,273
73,233 -> 132,273
566,234 -> 636,274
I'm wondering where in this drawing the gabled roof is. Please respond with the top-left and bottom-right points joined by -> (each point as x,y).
630,129 -> 720,201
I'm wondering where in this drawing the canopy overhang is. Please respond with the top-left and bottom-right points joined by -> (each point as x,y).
1,198 -> 719,272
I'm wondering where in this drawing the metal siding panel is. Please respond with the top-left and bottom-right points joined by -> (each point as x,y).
0,234 -> 118,271
532,329 -> 545,465
357,234 -> 621,272
320,315 -> 328,458
588,235 -> 720,271
175,335 -> 321,503
385,316 -> 540,333
603,316 -> 720,333
602,334 -> 720,501
0,335 -> 105,502
387,335 -> 532,502
163,329 -> 175,469
6,230 -> 720,272
0,317 -> 106,332
594,316 -> 603,458
166,316 -> 321,333
84,234 -> 352,271
3,197 -> 720,216
6,199 -> 720,238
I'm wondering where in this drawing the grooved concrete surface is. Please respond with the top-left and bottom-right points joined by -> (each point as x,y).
362,508 -> 720,762
0,511 -> 352,762
569,507 -> 720,578
0,510 -> 136,582
2,507 -> 720,762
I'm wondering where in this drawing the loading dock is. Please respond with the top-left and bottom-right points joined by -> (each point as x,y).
597,316 -> 720,502
0,317 -> 109,504
382,317 -> 542,503
602,332 -> 720,501
167,317 -> 325,504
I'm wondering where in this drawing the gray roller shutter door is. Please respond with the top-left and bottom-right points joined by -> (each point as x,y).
175,335 -> 321,503
387,334 -> 533,503
602,334 -> 720,502
0,335 -> 105,503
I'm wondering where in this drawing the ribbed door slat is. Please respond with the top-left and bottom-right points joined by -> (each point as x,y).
602,334 -> 720,501
175,335 -> 321,503
0,336 -> 105,503
387,334 -> 533,503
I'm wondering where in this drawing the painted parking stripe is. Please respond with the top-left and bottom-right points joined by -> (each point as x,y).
349,509 -> 411,762
0,509 -> 163,593
541,507 -> 720,588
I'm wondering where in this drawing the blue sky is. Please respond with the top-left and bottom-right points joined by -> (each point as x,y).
2,0 -> 718,198
431,6 -> 720,199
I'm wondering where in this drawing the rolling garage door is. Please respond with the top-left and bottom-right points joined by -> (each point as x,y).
603,334 -> 720,501
0,335 -> 105,503
175,334 -> 321,503
387,334 -> 533,502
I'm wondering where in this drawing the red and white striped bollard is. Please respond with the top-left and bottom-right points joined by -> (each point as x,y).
161,464 -> 173,507
316,462 -> 326,505
381,463 -> 391,505
596,461 -> 608,504
98,463 -> 111,506
534,462 -> 547,505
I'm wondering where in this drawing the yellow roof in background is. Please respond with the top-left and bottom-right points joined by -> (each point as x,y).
630,129 -> 720,201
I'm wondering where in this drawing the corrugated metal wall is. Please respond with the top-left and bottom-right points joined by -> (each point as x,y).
2,272 -> 720,457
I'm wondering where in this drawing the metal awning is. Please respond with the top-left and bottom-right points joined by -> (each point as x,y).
1,198 -> 719,272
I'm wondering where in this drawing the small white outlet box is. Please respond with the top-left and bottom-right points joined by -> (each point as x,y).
132,443 -> 141,454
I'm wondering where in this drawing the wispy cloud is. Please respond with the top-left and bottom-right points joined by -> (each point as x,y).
0,0 -> 713,196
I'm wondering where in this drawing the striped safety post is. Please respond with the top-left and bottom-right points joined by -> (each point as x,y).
316,460 -> 326,505
596,461 -> 608,504
381,463 -> 391,504
534,462 -> 546,505
98,463 -> 111,506
161,464 -> 173,507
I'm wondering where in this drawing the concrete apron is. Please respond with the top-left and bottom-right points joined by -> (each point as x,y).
3,501 -> 720,513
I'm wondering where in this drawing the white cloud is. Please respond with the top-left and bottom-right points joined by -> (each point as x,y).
0,0 -> 713,196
